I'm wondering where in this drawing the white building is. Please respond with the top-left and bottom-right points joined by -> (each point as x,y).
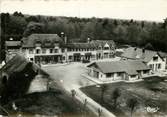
19,33 -> 116,64
121,47 -> 167,72
87,60 -> 151,81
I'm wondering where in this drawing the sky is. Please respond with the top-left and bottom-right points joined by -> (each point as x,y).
1,0 -> 167,22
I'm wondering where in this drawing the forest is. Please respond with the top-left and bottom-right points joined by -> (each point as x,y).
1,11 -> 167,61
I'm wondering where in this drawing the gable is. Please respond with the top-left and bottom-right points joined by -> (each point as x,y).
148,53 -> 164,63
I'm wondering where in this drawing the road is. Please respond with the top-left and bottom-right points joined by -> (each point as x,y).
42,62 -> 115,117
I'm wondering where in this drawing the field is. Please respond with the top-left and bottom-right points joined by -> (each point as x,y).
81,76 -> 167,117
2,91 -> 95,117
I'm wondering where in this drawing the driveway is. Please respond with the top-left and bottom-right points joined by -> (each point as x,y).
42,62 -> 95,91
42,62 -> 115,117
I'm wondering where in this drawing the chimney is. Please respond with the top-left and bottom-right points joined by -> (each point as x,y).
142,48 -> 146,58
64,36 -> 67,44
87,38 -> 90,43
61,32 -> 64,38
142,48 -> 145,53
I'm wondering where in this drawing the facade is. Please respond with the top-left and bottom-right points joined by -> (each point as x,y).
121,47 -> 167,72
87,60 -> 151,81
18,33 -> 116,64
65,40 -> 115,62
21,34 -> 64,64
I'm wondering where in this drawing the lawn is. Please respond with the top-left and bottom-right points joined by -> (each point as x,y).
81,76 -> 167,117
2,91 -> 96,117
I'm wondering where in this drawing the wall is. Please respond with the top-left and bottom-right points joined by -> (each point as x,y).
147,54 -> 166,72
28,75 -> 49,93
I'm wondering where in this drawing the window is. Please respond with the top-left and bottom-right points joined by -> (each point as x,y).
69,56 -> 72,60
143,70 -> 148,74
131,75 -> 136,78
98,46 -> 102,50
117,72 -> 122,77
106,73 -> 114,78
30,58 -> 34,61
50,49 -> 53,53
36,49 -> 40,54
2,75 -> 8,85
153,56 -> 158,61
104,47 -> 109,50
149,64 -> 154,69
62,48 -> 65,52
158,64 -> 161,69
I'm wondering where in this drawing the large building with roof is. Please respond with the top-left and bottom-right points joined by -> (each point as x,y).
5,33 -> 116,64
21,34 -> 64,64
121,47 -> 167,72
65,40 -> 115,62
87,60 -> 151,81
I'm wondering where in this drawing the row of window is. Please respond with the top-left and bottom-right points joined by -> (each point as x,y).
67,47 -> 114,52
29,49 -> 59,54
149,63 -> 161,70
29,48 -> 114,54
67,48 -> 96,52
106,72 -> 123,78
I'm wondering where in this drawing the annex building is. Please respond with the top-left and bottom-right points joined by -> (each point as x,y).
121,47 -> 167,72
87,60 -> 151,81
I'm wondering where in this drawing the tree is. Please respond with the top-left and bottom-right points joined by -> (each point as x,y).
126,98 -> 138,117
100,84 -> 108,102
23,22 -> 45,37
112,88 -> 121,108
144,43 -> 154,50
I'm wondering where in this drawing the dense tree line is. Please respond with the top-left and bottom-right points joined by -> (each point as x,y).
1,11 -> 167,61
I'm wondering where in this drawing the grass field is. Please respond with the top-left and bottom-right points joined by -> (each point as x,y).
81,76 -> 167,117
2,91 -> 95,117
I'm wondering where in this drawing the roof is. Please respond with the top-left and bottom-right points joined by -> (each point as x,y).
88,60 -> 150,75
65,40 -> 115,49
22,34 -> 63,48
90,40 -> 115,48
5,41 -> 21,47
65,43 -> 97,49
121,47 -> 163,62
158,51 -> 167,58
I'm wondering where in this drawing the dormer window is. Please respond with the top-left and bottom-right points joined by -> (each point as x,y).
98,46 -> 102,50
104,43 -> 110,50
104,47 -> 109,50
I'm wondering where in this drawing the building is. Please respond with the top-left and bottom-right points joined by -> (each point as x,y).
64,40 -> 115,62
121,47 -> 167,72
21,34 -> 64,64
5,40 -> 21,61
0,54 -> 50,104
18,33 -> 116,63
87,60 -> 151,81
